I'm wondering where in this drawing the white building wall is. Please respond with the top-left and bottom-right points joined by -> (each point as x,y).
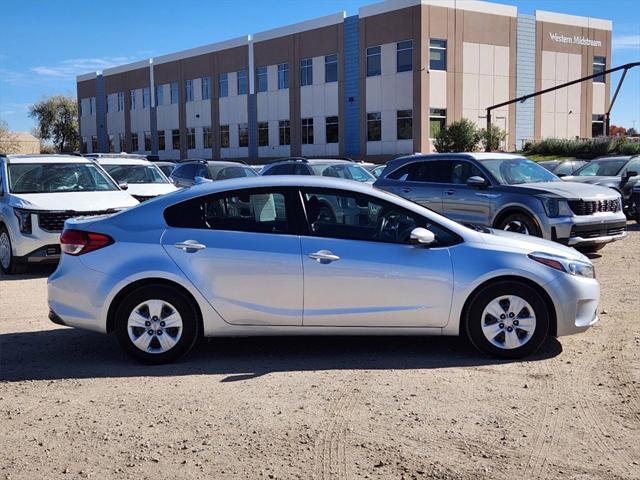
129,88 -> 151,154
186,77 -> 213,159
156,83 -> 180,160
592,82 -> 605,115
106,93 -> 125,152
540,51 -> 582,139
365,42 -> 413,156
219,71 -> 249,159
257,64 -> 291,158
80,97 -> 97,152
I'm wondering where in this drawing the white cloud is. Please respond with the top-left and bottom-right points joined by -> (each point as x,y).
613,34 -> 640,50
30,56 -> 137,78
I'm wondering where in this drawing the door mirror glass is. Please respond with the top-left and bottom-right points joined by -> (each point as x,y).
409,227 -> 436,246
556,173 -> 567,178
118,181 -> 128,190
466,176 -> 487,188
625,170 -> 638,180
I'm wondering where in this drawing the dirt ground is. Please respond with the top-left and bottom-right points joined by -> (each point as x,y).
1,225 -> 639,480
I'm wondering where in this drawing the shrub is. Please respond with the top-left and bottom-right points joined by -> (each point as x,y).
434,118 -> 480,153
479,124 -> 507,151
522,137 -> 631,158
618,142 -> 640,155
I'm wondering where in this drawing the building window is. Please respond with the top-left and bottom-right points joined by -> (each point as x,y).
119,133 -> 125,152
326,116 -> 339,144
238,123 -> 249,147
325,54 -> 338,83
90,97 -> 96,115
367,46 -> 381,77
367,112 -> 381,141
142,87 -> 150,108
203,127 -> 212,148
155,85 -> 163,106
108,135 -> 115,152
429,108 -> 447,137
218,74 -> 228,98
592,115 -> 605,137
158,130 -> 166,151
396,40 -> 413,73
129,90 -> 136,110
131,133 -> 139,152
301,118 -> 314,144
170,82 -> 178,104
172,129 -> 180,150
300,58 -> 313,86
237,69 -> 248,95
91,135 -> 98,152
144,131 -> 151,151
82,137 -> 87,153
593,56 -> 606,83
397,110 -> 413,140
220,125 -> 230,148
256,66 -> 268,92
279,120 -> 290,145
278,63 -> 289,90
117,92 -> 124,111
258,121 -> 269,146
430,39 -> 447,71
201,76 -> 211,100
185,80 -> 194,102
187,128 -> 196,149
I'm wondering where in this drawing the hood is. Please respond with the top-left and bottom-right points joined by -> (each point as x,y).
123,183 -> 178,196
8,191 -> 139,211
561,175 -> 620,185
513,181 -> 619,200
475,228 -> 588,261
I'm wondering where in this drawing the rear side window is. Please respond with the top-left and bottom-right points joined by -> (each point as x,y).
164,189 -> 289,234
386,160 -> 451,183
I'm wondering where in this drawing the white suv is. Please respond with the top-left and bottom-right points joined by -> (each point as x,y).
0,154 -> 139,274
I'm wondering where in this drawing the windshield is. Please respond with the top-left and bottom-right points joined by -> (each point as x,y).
481,158 -> 559,185
573,159 -> 627,177
8,163 -> 119,194
209,165 -> 258,180
309,163 -> 376,182
103,164 -> 169,184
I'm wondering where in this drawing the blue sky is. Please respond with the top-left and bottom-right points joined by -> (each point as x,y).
1,0 -> 638,132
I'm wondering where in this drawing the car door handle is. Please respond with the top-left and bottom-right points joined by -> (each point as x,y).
444,189 -> 456,195
308,250 -> 340,263
174,240 -> 206,252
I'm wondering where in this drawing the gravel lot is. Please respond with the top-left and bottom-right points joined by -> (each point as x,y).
1,224 -> 639,480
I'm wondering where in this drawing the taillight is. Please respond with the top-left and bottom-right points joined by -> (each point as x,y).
60,229 -> 113,256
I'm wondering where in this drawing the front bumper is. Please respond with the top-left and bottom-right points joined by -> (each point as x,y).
16,244 -> 61,264
544,214 -> 627,247
545,273 -> 600,337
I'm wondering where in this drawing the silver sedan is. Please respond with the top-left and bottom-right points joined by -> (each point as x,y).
48,176 -> 600,363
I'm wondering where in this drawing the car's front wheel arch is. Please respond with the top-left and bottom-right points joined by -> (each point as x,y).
493,207 -> 542,237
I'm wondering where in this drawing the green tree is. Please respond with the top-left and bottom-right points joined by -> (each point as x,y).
627,127 -> 638,137
434,118 -> 480,153
28,95 -> 80,153
0,119 -> 20,154
479,123 -> 507,151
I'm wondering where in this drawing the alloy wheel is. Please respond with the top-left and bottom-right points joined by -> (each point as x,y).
503,220 -> 530,235
127,300 -> 183,354
0,232 -> 11,270
480,295 -> 537,350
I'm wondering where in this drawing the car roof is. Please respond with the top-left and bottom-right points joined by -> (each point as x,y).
2,154 -> 92,164
97,158 -> 153,166
391,152 -> 524,163
591,155 -> 634,161
85,153 -> 147,159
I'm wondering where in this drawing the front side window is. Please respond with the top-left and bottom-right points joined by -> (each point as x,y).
237,69 -> 248,95
185,80 -> 194,102
367,112 -> 381,141
238,123 -> 249,147
203,127 -> 212,149
170,82 -> 179,104
326,116 -> 339,143
144,131 -> 151,151
142,87 -> 150,108
7,163 -> 118,193
396,40 -> 413,72
201,76 -> 211,100
258,121 -> 269,146
164,189 -> 289,235
482,158 -> 559,185
367,46 -> 381,77
429,108 -> 446,138
300,58 -> 313,86
220,125 -> 230,148
278,63 -> 289,89
430,39 -> 447,71
187,128 -> 196,149
447,160 -> 486,184
131,133 -> 139,152
397,109 -> 413,140
301,118 -> 314,144
279,120 -> 290,145
593,56 -> 606,83
158,130 -> 166,150
130,90 -> 137,110
325,54 -> 338,83
592,114 -> 605,137
256,66 -> 268,92
103,163 -> 168,184
172,129 -> 180,150
219,73 -> 228,98
155,85 -> 163,106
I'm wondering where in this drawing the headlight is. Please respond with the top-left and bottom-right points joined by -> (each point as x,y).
538,196 -> 572,218
528,251 -> 595,279
13,208 -> 33,235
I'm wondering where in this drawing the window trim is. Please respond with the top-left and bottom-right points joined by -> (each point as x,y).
396,40 -> 413,73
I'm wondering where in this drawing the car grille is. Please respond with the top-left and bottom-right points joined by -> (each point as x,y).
38,210 -> 116,233
568,199 -> 620,215
132,195 -> 156,203
570,222 -> 627,239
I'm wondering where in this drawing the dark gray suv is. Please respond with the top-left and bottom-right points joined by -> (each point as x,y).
374,153 -> 627,252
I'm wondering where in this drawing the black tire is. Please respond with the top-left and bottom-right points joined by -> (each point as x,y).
496,213 -> 541,237
465,280 -> 550,359
114,284 -> 200,364
0,225 -> 26,275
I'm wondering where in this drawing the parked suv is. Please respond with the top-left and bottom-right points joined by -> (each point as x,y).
0,154 -> 138,273
374,153 -> 627,252
261,158 -> 375,183
170,160 -> 257,188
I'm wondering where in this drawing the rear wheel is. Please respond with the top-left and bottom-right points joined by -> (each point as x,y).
114,285 -> 200,364
0,226 -> 26,275
496,213 -> 540,237
465,280 -> 550,359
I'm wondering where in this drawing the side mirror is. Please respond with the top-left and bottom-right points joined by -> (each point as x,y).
557,173 -> 567,178
410,227 -> 436,246
118,182 -> 128,190
625,170 -> 638,182
194,176 -> 212,184
466,176 -> 487,189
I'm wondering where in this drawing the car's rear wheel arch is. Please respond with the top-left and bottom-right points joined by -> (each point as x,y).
459,275 -> 557,338
107,278 -> 203,336
493,207 -> 542,236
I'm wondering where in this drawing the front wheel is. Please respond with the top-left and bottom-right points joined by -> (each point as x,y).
0,226 -> 26,275
496,213 -> 540,237
465,281 -> 550,359
114,285 -> 200,364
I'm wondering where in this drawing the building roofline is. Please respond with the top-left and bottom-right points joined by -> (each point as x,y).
253,11 -> 346,43
359,0 -> 517,19
76,72 -> 97,82
536,10 -> 612,31
153,35 -> 250,65
103,59 -> 151,76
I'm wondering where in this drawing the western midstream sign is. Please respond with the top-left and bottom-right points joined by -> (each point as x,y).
549,32 -> 602,47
